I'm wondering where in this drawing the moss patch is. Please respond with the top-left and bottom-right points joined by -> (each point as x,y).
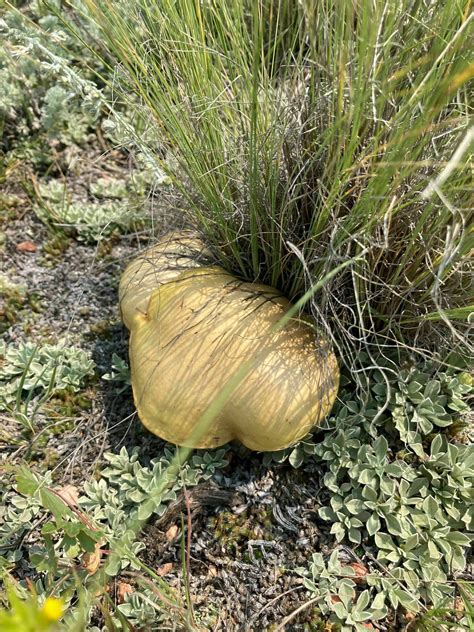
0,276 -> 43,333
209,505 -> 274,559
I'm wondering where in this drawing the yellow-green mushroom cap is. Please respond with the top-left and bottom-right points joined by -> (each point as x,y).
128,266 -> 339,451
119,231 -> 213,329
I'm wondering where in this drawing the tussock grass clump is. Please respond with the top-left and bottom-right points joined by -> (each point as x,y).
69,0 -> 472,363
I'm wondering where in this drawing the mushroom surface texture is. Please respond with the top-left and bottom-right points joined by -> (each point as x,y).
122,257 -> 340,451
119,231 -> 213,329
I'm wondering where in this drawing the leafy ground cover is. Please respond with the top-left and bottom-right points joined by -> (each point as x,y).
1,1 -> 473,631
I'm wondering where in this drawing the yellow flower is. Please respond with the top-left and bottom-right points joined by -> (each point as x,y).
41,597 -> 64,622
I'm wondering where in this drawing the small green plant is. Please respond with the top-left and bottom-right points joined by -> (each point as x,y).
1,2 -> 168,191
112,578 -> 178,631
0,339 -> 95,409
0,578 -> 65,632
35,179 -> 148,243
297,550 -> 388,631
0,4 -> 102,168
81,446 -> 228,533
0,339 -> 94,433
89,177 -> 129,200
102,353 -> 131,394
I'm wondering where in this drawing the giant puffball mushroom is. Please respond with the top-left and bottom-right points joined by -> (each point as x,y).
122,260 -> 340,451
118,231 -> 213,329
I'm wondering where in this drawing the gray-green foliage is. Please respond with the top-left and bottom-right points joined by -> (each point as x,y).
262,436 -> 319,469
0,446 -> 228,628
35,179 -> 149,243
102,353 -> 131,393
1,2 -> 169,186
297,547 -> 473,632
0,471 -> 51,566
0,339 -> 94,408
0,2 -> 102,148
80,446 -> 228,574
115,584 -> 167,630
297,551 -> 388,632
293,355 -> 473,627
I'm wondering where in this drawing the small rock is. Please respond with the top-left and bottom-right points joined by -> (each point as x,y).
117,582 -> 133,603
157,562 -> 174,576
165,524 -> 179,541
16,240 -> 37,253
